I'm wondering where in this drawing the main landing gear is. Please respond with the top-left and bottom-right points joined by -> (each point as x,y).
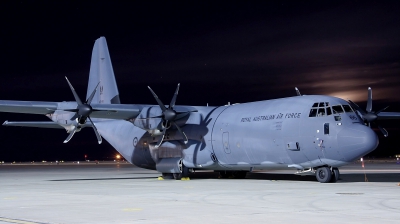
218,171 -> 247,179
315,167 -> 340,183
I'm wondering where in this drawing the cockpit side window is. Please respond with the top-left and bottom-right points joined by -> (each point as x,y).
342,105 -> 353,112
332,105 -> 344,114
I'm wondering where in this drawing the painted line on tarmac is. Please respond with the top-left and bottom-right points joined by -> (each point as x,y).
0,217 -> 46,224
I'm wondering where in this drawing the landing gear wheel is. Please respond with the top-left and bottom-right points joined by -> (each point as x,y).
173,163 -> 189,180
173,173 -> 183,180
219,171 -> 247,179
316,167 -> 332,183
330,168 -> 340,183
232,171 -> 247,179
162,173 -> 173,179
219,171 -> 231,178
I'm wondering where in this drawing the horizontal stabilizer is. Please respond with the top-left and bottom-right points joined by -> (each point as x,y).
3,121 -> 65,129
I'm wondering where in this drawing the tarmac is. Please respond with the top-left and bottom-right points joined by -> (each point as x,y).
1,160 -> 400,223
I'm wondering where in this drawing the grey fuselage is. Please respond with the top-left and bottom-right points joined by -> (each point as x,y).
96,95 -> 378,172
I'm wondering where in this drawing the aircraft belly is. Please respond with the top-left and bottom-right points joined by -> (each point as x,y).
96,120 -> 156,170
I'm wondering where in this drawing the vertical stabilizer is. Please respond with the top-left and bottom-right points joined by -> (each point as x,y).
86,37 -> 121,104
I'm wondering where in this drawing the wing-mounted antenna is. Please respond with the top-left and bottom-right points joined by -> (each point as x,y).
295,87 -> 301,96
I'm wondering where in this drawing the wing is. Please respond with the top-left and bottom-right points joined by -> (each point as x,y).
0,100 -> 58,114
0,100 -> 142,120
90,104 -> 141,120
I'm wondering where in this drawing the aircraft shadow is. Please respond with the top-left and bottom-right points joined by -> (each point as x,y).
48,177 -> 156,181
188,172 -> 400,183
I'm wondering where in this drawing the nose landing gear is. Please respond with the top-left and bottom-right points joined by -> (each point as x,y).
315,167 -> 340,183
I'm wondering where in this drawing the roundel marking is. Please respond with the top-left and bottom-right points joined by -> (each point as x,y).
133,137 -> 138,147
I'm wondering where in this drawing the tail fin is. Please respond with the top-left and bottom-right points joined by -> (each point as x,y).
86,37 -> 121,104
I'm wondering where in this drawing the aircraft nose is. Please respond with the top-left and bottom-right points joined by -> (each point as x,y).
337,124 -> 378,162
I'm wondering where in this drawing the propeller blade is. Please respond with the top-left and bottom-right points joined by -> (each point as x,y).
376,106 -> 389,115
65,77 -> 83,105
378,126 -> 388,137
172,122 -> 188,144
148,86 -> 167,111
366,87 -> 372,113
295,87 -> 301,96
86,82 -> 100,104
170,83 -> 180,108
88,117 -> 102,144
63,129 -> 76,143
155,123 -> 168,148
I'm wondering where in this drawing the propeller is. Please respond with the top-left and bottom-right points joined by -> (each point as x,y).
348,87 -> 389,137
147,84 -> 195,148
63,77 -> 102,144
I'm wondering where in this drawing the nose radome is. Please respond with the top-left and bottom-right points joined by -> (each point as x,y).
337,124 -> 378,162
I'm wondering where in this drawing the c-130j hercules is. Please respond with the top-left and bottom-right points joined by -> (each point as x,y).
1,37 -> 399,183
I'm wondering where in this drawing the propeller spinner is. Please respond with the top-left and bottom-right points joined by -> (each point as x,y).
348,87 -> 389,137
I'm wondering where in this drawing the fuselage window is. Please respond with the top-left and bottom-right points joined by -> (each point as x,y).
332,105 -> 344,114
324,123 -> 329,135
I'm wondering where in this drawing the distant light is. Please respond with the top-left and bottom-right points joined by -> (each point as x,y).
116,155 -> 121,159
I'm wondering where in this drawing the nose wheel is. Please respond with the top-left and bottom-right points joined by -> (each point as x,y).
315,167 -> 340,183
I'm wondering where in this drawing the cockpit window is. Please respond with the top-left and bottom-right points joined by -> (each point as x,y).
309,108 -> 317,117
317,108 -> 325,116
326,107 -> 332,115
342,105 -> 353,112
332,105 -> 344,114
309,102 -> 330,117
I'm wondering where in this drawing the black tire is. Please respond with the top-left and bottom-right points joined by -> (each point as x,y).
316,167 -> 332,183
330,168 -> 340,183
162,173 -> 173,179
173,166 -> 189,180
219,171 -> 232,178
219,171 -> 247,179
173,173 -> 183,180
232,171 -> 247,179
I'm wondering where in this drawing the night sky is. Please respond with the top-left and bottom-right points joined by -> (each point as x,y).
1,1 -> 400,162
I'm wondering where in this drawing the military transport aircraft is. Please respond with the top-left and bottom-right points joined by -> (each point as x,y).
1,37 -> 400,183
